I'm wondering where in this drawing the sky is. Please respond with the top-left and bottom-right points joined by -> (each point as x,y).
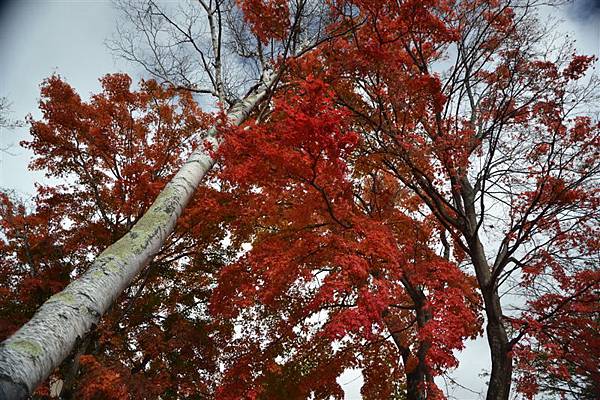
0,0 -> 131,195
0,0 -> 599,399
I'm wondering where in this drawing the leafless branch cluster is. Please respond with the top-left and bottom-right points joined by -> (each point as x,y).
108,0 -> 333,107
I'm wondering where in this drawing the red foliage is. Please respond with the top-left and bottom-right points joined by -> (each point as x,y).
238,0 -> 290,43
2,1 -> 599,399
1,74 -> 226,398
210,75 -> 482,398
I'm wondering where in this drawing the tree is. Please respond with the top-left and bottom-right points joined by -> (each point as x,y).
0,72 -> 274,400
0,0 -> 337,395
204,0 -> 600,398
292,0 -> 599,398
0,74 -> 236,399
208,75 -> 482,399
1,0 -> 599,399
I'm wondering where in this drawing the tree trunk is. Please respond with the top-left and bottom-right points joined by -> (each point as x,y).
390,330 -> 429,400
403,341 -> 432,400
58,333 -> 92,400
484,290 -> 513,400
460,178 -> 512,400
469,246 -> 513,400
388,286 -> 433,400
0,73 -> 275,400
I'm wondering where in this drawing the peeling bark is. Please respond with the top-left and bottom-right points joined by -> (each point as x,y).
0,73 -> 275,400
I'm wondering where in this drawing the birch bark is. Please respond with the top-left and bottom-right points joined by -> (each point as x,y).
0,73 -> 275,400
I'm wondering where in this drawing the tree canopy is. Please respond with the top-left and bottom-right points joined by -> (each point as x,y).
0,0 -> 598,399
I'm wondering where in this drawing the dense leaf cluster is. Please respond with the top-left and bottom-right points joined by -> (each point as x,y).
1,0 -> 598,399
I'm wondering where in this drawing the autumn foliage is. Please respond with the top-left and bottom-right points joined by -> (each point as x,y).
1,74 -> 229,398
1,0 -> 599,399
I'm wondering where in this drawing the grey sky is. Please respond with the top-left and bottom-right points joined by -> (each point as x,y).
0,1 -> 598,399
0,0 -> 128,195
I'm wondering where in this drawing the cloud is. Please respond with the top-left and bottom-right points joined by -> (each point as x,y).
566,0 -> 600,21
0,0 -> 128,196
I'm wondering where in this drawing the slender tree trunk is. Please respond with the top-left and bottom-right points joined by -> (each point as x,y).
469,242 -> 513,400
390,330 -> 428,400
0,73 -> 275,400
460,178 -> 512,400
58,333 -> 92,400
483,289 -> 513,400
403,339 -> 432,400
389,287 -> 432,400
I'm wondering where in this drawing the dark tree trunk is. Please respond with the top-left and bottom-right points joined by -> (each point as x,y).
390,285 -> 433,400
483,290 -> 513,400
461,179 -> 513,400
59,333 -> 93,400
405,364 -> 427,400
469,250 -> 513,400
404,343 -> 433,400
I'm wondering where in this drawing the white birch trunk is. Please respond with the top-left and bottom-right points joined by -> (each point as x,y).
0,74 -> 274,400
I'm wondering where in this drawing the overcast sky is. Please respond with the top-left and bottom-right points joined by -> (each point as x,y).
0,1 -> 599,399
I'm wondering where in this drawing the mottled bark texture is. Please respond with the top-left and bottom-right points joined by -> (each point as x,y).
0,73 -> 275,400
